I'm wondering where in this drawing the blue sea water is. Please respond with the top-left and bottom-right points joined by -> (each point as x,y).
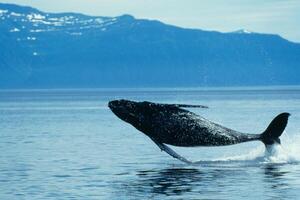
1,87 -> 300,199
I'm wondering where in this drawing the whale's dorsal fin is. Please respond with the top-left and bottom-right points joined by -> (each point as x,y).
149,137 -> 193,164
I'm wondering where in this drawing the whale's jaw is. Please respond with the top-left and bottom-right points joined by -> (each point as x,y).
108,99 -> 140,124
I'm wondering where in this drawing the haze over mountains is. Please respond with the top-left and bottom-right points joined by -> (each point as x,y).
0,3 -> 299,89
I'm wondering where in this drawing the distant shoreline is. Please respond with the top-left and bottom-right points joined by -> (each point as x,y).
1,85 -> 300,92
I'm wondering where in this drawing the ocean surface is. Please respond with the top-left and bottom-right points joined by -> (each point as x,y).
1,87 -> 300,200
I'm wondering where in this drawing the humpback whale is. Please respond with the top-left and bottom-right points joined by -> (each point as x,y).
108,99 -> 290,163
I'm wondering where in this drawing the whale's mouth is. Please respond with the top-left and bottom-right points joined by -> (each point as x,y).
108,99 -> 139,123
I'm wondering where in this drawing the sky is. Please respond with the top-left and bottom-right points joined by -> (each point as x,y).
1,0 -> 300,42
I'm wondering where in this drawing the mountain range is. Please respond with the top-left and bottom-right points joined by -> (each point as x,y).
0,3 -> 299,88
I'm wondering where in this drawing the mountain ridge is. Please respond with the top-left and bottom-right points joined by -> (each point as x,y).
0,3 -> 292,41
0,3 -> 299,88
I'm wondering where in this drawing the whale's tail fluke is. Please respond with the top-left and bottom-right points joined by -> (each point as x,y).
260,112 -> 290,146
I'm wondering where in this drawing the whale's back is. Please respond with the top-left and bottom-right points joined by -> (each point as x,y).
135,105 -> 252,147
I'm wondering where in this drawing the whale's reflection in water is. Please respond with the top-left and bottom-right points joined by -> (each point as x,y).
113,162 -> 300,199
137,168 -> 203,195
116,166 -> 249,199
264,164 -> 289,178
262,164 -> 296,199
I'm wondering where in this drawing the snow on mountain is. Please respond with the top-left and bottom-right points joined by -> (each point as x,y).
232,29 -> 253,34
0,3 -> 123,37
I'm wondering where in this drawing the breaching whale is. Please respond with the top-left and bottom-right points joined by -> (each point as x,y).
108,99 -> 290,163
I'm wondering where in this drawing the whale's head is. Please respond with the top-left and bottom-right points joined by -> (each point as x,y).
108,99 -> 152,127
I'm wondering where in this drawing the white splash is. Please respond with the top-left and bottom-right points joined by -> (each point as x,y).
269,135 -> 300,163
216,134 -> 300,164
216,146 -> 265,162
263,144 -> 292,163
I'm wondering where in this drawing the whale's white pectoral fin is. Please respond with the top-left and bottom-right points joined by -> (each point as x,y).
149,137 -> 192,164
